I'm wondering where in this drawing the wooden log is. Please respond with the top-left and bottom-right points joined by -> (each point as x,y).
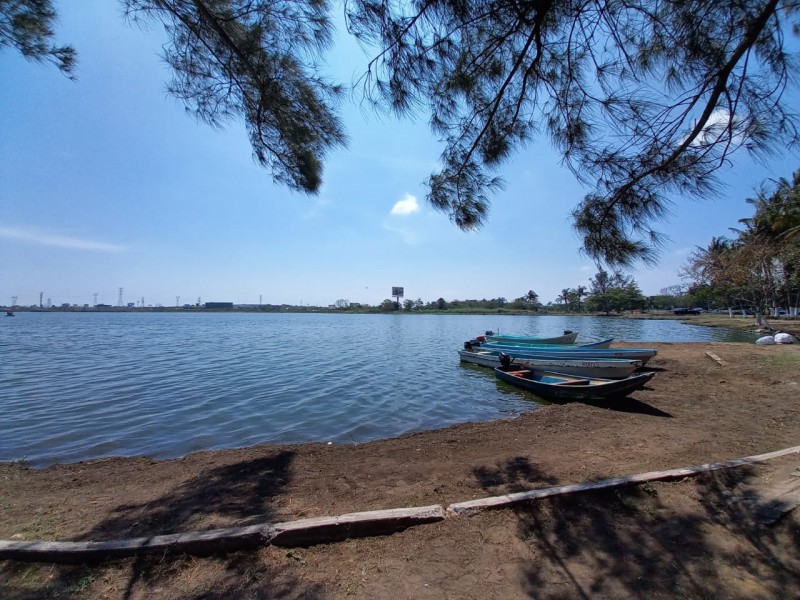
0,506 -> 445,563
270,505 -> 446,547
4,445 -> 800,562
705,351 -> 727,366
448,445 -> 800,516
0,525 -> 272,563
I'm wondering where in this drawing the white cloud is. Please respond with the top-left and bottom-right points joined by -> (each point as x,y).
688,109 -> 744,147
390,193 -> 420,216
0,224 -> 126,252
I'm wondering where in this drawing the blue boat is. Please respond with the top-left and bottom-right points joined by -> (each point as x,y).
466,342 -> 658,366
459,349 -> 642,378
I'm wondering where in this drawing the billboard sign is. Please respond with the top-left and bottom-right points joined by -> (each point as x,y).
391,287 -> 404,298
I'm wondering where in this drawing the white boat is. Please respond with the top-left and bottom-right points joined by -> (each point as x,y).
458,349 -> 642,378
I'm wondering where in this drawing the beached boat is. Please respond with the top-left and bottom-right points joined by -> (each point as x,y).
495,364 -> 655,401
482,331 -> 578,345
458,349 -> 642,378
466,343 -> 658,366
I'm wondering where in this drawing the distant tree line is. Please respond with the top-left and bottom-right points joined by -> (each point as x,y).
367,273 -> 649,314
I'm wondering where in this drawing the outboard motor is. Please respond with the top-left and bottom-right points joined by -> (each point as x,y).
499,352 -> 511,368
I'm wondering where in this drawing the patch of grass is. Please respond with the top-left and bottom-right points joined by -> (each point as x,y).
641,482 -> 658,497
755,351 -> 800,368
517,528 -> 536,543
1,563 -> 56,592
614,489 -> 639,512
61,572 -> 96,596
240,566 -> 265,586
642,505 -> 658,520
344,580 -> 362,596
286,549 -> 307,566
16,512 -> 61,541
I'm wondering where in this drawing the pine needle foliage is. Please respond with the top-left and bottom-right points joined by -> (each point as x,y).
124,0 -> 347,193
345,0 -> 800,266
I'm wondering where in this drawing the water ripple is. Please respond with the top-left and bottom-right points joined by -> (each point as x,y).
0,312 -> 753,466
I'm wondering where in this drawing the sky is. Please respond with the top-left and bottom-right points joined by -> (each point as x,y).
2,3 -> 800,308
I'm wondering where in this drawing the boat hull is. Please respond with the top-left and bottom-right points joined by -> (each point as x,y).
495,366 -> 655,401
458,350 -> 641,378
484,331 -> 578,345
473,345 -> 657,366
477,338 -> 614,349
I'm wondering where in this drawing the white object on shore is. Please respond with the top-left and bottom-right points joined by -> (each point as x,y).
774,332 -> 796,344
756,335 -> 776,345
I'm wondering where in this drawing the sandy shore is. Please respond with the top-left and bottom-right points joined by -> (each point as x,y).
2,341 -> 799,598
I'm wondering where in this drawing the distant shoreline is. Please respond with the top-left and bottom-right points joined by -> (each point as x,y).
5,305 -> 795,334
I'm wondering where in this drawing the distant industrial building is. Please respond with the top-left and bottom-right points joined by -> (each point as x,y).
205,302 -> 234,309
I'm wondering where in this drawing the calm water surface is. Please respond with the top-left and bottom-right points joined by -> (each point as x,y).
0,312 -> 755,466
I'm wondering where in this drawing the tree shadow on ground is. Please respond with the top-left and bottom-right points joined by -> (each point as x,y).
79,451 -> 296,541
473,456 -> 561,497
0,450 -> 327,599
0,550 -> 324,600
472,462 -> 800,599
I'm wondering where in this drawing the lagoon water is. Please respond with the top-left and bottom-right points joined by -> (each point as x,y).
0,312 -> 755,467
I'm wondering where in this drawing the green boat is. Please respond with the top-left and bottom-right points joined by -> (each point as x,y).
482,330 -> 578,344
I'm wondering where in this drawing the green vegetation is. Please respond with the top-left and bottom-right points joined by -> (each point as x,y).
367,270 -> 646,313
680,169 -> 800,322
754,351 -> 800,368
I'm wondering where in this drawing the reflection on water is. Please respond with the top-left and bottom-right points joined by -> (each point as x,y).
0,312 -> 753,466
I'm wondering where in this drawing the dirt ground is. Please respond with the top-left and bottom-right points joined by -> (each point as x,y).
1,340 -> 800,599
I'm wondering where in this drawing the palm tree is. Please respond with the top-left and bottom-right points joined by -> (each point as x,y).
741,172 -> 800,315
524,290 -> 539,311
575,285 -> 587,313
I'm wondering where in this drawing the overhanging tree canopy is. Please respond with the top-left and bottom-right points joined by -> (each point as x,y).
3,0 -> 800,266
345,0 -> 800,266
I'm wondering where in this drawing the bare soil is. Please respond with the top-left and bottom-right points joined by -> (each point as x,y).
2,341 -> 800,599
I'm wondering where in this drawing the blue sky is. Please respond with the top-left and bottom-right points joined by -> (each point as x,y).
2,2 -> 799,308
